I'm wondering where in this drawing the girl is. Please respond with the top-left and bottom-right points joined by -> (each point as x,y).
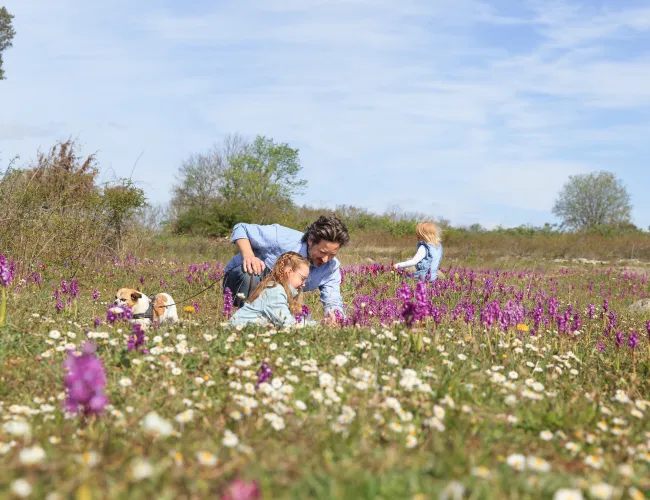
229,252 -> 310,328
393,222 -> 443,282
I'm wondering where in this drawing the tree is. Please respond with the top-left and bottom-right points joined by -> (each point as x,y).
0,7 -> 16,80
102,179 -> 147,252
219,135 -> 306,222
171,134 -> 246,215
552,171 -> 632,231
171,134 -> 307,235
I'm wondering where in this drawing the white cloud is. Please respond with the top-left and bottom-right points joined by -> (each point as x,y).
1,0 -> 650,227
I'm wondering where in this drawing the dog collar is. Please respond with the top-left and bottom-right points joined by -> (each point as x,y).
132,294 -> 157,321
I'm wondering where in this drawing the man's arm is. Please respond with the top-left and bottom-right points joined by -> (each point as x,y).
318,262 -> 345,320
230,223 -> 276,275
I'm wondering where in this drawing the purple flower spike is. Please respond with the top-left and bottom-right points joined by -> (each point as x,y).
63,342 -> 108,416
615,330 -> 624,348
628,331 -> 639,350
106,304 -> 132,323
0,253 -> 15,288
295,304 -> 311,323
255,362 -> 273,389
127,323 -> 146,353
69,279 -> 79,299
223,287 -> 234,318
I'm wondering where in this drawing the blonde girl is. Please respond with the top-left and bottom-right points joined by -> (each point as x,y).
229,252 -> 310,328
393,222 -> 443,282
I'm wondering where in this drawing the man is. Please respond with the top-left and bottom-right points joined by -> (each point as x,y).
222,215 -> 349,321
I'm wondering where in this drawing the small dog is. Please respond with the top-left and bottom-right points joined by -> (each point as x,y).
114,288 -> 179,328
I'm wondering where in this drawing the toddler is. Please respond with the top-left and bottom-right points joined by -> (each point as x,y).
393,222 -> 443,282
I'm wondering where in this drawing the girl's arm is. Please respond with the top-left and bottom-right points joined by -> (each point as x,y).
264,288 -> 297,328
395,245 -> 427,269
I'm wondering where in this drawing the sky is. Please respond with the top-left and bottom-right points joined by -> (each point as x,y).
2,0 -> 650,229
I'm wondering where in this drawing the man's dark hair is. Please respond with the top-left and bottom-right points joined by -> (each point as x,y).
302,215 -> 350,246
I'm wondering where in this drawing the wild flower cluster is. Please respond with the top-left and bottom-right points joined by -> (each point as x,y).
1,257 -> 649,498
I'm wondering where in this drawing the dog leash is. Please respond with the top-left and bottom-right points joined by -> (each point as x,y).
156,279 -> 221,309
140,266 -> 266,312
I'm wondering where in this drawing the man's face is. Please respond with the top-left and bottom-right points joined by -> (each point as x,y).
307,238 -> 341,267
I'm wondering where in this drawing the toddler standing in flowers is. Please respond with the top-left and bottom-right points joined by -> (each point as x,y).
229,252 -> 310,329
392,222 -> 443,282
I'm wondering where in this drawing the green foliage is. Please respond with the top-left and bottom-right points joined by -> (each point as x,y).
552,171 -> 632,231
220,135 -> 305,217
102,179 -> 147,251
0,141 -> 106,270
0,141 -> 149,271
173,135 -> 306,235
171,136 -> 247,215
174,200 -> 243,238
0,6 -> 15,80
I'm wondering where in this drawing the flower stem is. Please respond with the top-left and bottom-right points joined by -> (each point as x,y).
0,287 -> 7,328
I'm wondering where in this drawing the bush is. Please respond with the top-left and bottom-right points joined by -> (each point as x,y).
0,141 -> 148,274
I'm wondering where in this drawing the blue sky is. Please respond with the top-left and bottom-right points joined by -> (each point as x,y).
2,0 -> 650,229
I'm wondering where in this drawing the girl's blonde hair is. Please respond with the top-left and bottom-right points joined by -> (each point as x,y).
416,222 -> 441,246
247,251 -> 309,315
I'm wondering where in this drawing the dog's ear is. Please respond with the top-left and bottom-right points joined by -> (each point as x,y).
131,291 -> 143,301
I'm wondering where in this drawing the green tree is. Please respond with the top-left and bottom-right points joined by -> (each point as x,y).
552,171 -> 632,231
171,134 -> 246,216
102,179 -> 147,252
0,6 -> 16,80
219,135 -> 306,222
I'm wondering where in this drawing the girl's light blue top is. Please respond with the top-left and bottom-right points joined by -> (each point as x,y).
414,241 -> 443,282
229,283 -> 298,328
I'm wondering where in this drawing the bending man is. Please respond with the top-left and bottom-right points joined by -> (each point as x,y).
222,215 -> 349,321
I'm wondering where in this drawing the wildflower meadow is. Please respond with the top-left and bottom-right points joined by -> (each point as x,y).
1,252 -> 649,499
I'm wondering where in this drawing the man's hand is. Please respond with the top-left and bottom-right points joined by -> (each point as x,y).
242,255 -> 266,275
234,239 -> 266,275
322,310 -> 338,326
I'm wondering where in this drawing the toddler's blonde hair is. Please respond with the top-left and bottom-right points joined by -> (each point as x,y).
416,222 -> 441,246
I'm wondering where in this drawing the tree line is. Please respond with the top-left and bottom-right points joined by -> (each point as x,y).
171,135 -> 642,236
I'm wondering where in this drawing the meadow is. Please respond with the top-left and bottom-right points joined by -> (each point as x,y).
1,241 -> 649,500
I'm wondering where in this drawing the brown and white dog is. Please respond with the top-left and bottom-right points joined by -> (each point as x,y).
114,288 -> 179,328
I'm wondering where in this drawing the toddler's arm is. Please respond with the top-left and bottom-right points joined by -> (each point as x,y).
394,245 -> 427,269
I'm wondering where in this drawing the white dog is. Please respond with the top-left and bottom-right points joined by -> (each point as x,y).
113,288 -> 179,328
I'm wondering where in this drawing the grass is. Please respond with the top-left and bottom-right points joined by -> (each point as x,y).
1,244 -> 650,499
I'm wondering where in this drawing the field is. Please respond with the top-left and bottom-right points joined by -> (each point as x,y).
1,244 -> 649,500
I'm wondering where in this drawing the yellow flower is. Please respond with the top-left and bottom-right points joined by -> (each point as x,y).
184,306 -> 194,313
517,324 -> 529,332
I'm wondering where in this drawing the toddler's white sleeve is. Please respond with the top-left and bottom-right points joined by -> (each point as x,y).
395,246 -> 427,269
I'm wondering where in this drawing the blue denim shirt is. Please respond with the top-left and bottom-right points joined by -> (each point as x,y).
229,283 -> 297,328
225,223 -> 345,314
414,241 -> 443,282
